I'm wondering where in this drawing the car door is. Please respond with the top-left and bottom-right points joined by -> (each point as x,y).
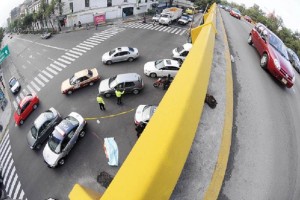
167,66 -> 179,77
113,52 -> 122,62
21,101 -> 31,119
61,135 -> 71,157
80,76 -> 89,87
39,121 -> 51,143
253,25 -> 264,55
124,82 -> 135,92
73,78 -> 81,89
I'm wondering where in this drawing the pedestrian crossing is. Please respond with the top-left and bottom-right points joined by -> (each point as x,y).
122,22 -> 188,36
12,27 -> 126,110
0,133 -> 27,200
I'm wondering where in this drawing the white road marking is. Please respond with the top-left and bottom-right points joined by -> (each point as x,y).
69,50 -> 83,56
36,52 -> 41,55
61,55 -> 75,61
76,45 -> 91,50
27,84 -> 36,94
34,77 -> 45,87
65,52 -> 79,58
23,88 -> 29,95
58,58 -> 71,64
13,181 -> 21,199
30,81 -> 40,92
16,96 -> 20,103
175,29 -> 182,34
180,30 -> 186,35
0,138 -> 10,160
21,65 -> 26,69
19,92 -> 24,99
26,60 -> 31,64
19,190 -> 25,199
0,134 -> 9,151
79,43 -> 94,48
72,48 -> 86,53
167,28 -> 173,32
8,172 -> 18,197
50,64 -> 62,71
84,41 -> 98,46
16,38 -> 69,51
86,39 -> 101,44
171,28 -> 178,33
46,67 -> 58,75
13,101 -> 17,110
38,73 -> 49,82
54,61 -> 67,68
6,167 -> 16,192
1,148 -> 11,170
90,37 -> 105,42
4,159 -> 13,183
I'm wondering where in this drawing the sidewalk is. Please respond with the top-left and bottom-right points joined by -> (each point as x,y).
0,75 -> 12,142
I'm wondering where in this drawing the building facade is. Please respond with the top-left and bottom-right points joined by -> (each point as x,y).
62,0 -> 157,27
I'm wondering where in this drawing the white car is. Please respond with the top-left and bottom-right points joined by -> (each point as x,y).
152,14 -> 161,22
134,105 -> 157,126
8,77 -> 21,94
43,112 -> 86,168
172,43 -> 193,63
144,59 -> 180,78
102,47 -> 139,65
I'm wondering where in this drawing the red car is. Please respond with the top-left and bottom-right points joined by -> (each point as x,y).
244,15 -> 252,23
230,8 -> 241,19
248,23 -> 295,88
14,94 -> 40,125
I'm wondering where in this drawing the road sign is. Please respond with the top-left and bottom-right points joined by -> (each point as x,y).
0,45 -> 10,65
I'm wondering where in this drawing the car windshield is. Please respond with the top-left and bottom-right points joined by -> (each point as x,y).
128,47 -> 134,52
31,125 -> 38,139
109,49 -> 116,56
48,129 -> 63,153
9,79 -> 17,87
142,106 -> 156,121
154,60 -> 165,69
233,8 -> 240,14
69,75 -> 77,85
176,46 -> 184,53
181,16 -> 188,20
269,33 -> 289,60
65,116 -> 79,126
108,76 -> 117,88
88,69 -> 93,77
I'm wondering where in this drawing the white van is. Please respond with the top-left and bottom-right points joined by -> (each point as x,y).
172,43 -> 193,63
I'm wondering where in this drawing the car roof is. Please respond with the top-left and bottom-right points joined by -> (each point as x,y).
34,111 -> 54,129
9,77 -> 17,82
114,47 -> 131,52
163,59 -> 179,67
56,118 -> 77,137
116,73 -> 141,82
183,43 -> 193,50
74,69 -> 92,78
19,94 -> 34,107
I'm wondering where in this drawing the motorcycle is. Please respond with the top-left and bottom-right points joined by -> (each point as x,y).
153,77 -> 173,89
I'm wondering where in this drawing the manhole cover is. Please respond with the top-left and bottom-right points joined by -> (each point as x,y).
97,171 -> 114,188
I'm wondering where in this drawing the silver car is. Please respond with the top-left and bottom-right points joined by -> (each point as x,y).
102,47 -> 139,65
134,105 -> 157,126
43,112 -> 86,168
8,77 -> 21,94
98,73 -> 144,98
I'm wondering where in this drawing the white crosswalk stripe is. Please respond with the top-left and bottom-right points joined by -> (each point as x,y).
180,30 -> 186,35
154,26 -> 163,30
54,61 -> 67,68
58,58 -> 72,64
69,50 -> 83,55
171,28 -> 178,33
84,41 -> 98,46
167,28 -> 174,32
90,37 -> 105,41
30,81 -> 40,91
22,88 -> 29,95
50,64 -> 62,71
175,29 -> 182,34
61,55 -> 75,61
42,70 -> 53,79
13,181 -> 21,199
46,67 -> 58,75
38,73 -> 49,83
34,77 -> 45,87
12,101 -> 17,110
79,43 -> 94,48
72,48 -> 86,53
87,39 -> 101,44
16,96 -> 20,104
76,45 -> 91,50
19,92 -> 24,99
0,132 -> 27,200
94,34 -> 111,38
65,52 -> 79,58
27,84 -> 36,94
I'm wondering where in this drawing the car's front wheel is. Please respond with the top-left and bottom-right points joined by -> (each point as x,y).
128,57 -> 134,62
106,60 -> 112,65
104,93 -> 111,98
248,35 -> 253,45
89,82 -> 94,86
67,90 -> 73,95
79,130 -> 86,138
58,158 -> 65,166
33,104 -> 38,110
35,143 -> 42,150
260,53 -> 268,70
132,89 -> 139,95
150,73 -> 157,78
19,120 -> 24,125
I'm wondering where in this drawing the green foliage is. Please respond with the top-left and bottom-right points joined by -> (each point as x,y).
0,27 -> 4,44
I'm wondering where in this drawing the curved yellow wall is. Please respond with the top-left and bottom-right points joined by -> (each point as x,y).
69,3 -> 217,200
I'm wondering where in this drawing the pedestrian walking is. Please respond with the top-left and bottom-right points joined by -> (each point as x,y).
115,89 -> 125,105
97,94 -> 106,111
135,122 -> 146,138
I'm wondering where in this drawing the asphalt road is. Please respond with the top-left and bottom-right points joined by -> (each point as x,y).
219,9 -> 300,200
1,24 -> 188,199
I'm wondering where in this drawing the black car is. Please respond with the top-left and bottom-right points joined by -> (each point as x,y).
287,48 -> 300,73
27,107 -> 62,150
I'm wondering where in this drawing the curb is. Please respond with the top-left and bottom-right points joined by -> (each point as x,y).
203,8 -> 233,199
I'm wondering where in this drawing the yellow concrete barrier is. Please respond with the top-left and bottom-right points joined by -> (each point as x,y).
69,3 -> 218,200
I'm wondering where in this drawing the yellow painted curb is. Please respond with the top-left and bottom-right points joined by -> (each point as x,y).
203,8 -> 233,200
84,108 -> 135,120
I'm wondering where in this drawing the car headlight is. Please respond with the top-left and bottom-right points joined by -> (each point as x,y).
292,75 -> 296,83
274,59 -> 281,70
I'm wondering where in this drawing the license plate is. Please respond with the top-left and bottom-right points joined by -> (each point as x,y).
282,78 -> 287,84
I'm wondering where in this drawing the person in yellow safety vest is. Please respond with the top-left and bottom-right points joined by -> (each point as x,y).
115,89 -> 125,105
97,94 -> 106,110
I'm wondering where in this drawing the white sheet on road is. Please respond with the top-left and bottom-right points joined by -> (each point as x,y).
104,137 -> 119,166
